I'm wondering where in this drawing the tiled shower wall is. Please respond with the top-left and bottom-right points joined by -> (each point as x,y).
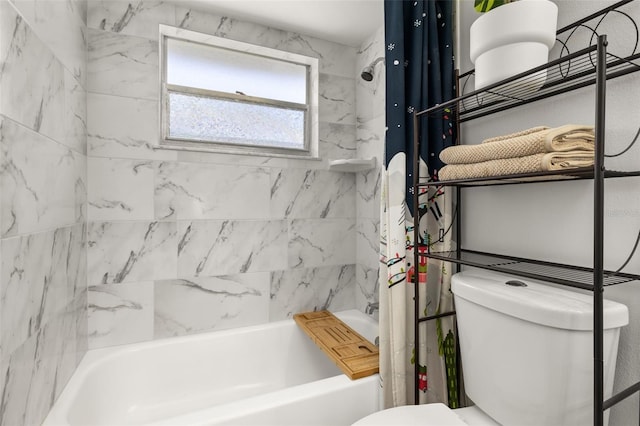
355,27 -> 385,312
0,0 -> 88,424
85,1 -> 368,348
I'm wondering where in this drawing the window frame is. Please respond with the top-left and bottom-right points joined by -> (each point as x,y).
158,25 -> 319,158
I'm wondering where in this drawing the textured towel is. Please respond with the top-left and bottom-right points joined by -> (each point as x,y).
438,151 -> 594,181
482,126 -> 549,143
439,124 -> 595,165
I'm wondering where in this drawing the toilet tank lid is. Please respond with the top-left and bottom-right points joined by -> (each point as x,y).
451,270 -> 629,330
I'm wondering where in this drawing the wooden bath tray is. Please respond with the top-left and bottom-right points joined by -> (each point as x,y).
294,310 -> 379,380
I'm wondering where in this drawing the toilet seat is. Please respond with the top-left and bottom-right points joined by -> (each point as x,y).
353,403 -> 502,426
352,403 -> 468,426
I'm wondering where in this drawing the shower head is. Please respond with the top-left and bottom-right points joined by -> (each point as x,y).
360,57 -> 384,82
361,66 -> 375,81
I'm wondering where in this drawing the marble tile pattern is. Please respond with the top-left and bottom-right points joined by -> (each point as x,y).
9,0 -> 87,84
0,1 -> 88,425
88,282 -> 154,349
270,265 -> 356,321
1,3 -> 66,143
1,223 -> 86,356
88,221 -> 177,285
0,3 -> 87,151
319,122 -> 358,161
177,220 -> 288,277
88,157 -> 155,221
319,74 -> 357,125
71,0 -> 88,24
174,6 -> 355,78
2,117 -> 86,238
87,29 -> 159,100
356,219 -> 380,308
0,296 -> 84,425
270,169 -> 355,219
356,264 -> 379,312
288,218 -> 356,269
357,219 -> 380,269
154,273 -> 270,338
155,162 -> 271,221
88,0 -> 176,41
87,93 -> 174,161
355,27 -> 385,313
356,27 -> 386,124
64,72 -> 88,155
85,0 -> 363,349
357,134 -> 383,220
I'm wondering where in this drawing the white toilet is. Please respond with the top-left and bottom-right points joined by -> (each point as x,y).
355,269 -> 629,426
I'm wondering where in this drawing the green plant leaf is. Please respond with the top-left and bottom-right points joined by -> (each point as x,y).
474,0 -> 508,13
443,331 -> 459,408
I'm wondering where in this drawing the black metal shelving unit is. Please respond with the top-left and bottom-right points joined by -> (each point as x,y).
410,1 -> 640,425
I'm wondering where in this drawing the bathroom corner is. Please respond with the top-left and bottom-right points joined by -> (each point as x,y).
356,26 -> 385,317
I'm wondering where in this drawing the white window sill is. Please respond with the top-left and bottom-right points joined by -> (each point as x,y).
154,143 -> 321,161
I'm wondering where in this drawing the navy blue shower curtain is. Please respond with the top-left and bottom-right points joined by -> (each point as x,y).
385,0 -> 455,198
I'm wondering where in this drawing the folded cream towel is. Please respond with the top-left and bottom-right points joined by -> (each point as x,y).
482,126 -> 549,143
438,151 -> 594,181
439,124 -> 595,165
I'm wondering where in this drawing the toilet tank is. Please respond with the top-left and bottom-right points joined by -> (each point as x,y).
452,270 -> 629,426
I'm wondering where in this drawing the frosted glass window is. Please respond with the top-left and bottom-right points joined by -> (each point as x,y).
159,25 -> 318,157
168,92 -> 305,149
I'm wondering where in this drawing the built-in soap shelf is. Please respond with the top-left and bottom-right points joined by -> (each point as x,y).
328,158 -> 376,172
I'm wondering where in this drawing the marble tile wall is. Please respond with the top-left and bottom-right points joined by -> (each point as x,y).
0,0 -> 88,424
86,0 -> 363,349
355,27 -> 385,313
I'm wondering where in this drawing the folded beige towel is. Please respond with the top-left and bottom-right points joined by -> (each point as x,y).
482,126 -> 549,143
438,151 -> 594,181
439,124 -> 595,165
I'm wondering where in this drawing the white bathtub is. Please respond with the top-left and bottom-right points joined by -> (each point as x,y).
43,310 -> 380,426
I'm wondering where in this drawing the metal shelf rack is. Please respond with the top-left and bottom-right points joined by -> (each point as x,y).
419,248 -> 640,291
410,1 -> 640,425
417,168 -> 640,188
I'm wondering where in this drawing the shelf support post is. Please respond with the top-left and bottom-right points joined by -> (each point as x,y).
593,34 -> 608,426
453,68 -> 464,409
412,112 -> 421,405
454,69 -> 462,269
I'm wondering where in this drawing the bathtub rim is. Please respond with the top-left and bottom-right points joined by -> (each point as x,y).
44,309 -> 378,426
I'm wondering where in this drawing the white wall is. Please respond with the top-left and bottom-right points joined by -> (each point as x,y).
458,1 -> 640,424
